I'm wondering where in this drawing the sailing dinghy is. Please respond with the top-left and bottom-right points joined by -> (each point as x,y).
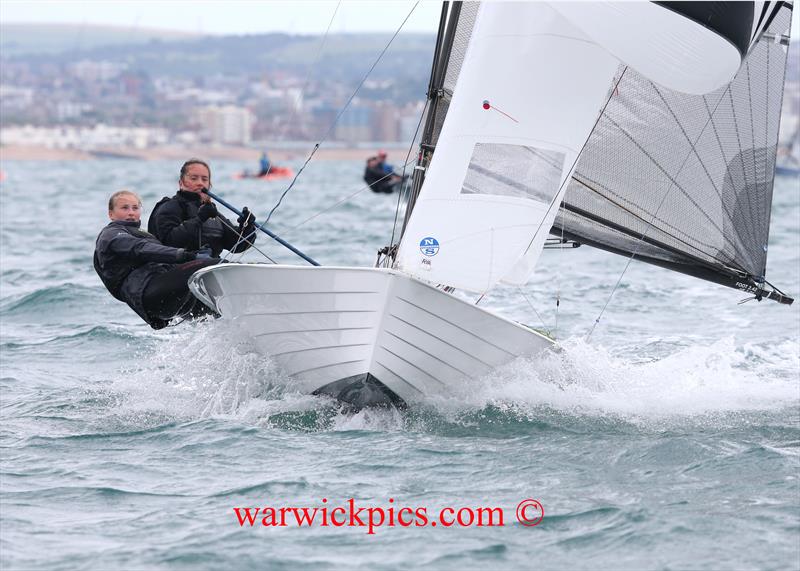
189,2 -> 795,409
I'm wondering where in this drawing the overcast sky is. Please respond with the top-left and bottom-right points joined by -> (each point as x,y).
0,1 -> 444,35
0,1 -> 797,38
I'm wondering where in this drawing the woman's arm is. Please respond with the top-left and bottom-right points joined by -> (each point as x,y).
107,231 -> 191,263
151,200 -> 202,250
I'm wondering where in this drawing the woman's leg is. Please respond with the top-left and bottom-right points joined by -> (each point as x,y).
142,259 -> 220,320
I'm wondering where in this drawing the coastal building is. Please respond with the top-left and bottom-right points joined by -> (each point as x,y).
335,105 -> 371,143
0,124 -> 168,149
371,104 -> 399,142
196,105 -> 255,145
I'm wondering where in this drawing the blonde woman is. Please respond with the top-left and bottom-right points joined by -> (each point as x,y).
94,190 -> 218,329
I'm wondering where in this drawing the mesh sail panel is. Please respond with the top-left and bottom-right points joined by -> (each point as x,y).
461,143 -> 565,203
442,2 -> 480,93
557,7 -> 792,281
429,2 -> 479,148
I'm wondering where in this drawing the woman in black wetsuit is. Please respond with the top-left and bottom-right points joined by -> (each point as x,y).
147,159 -> 256,257
94,190 -> 220,329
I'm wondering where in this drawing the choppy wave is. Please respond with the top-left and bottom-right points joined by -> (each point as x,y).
0,282 -> 102,318
3,324 -> 144,347
2,161 -> 797,570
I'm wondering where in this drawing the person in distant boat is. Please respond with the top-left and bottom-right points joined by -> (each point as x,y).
379,150 -> 397,175
258,151 -> 272,177
148,158 -> 257,257
94,190 -> 220,329
363,150 -> 405,194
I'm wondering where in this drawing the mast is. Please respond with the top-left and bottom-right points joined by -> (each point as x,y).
396,1 -> 463,246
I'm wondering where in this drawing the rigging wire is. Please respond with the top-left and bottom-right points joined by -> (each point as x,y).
555,198 -> 565,339
263,144 -> 319,225
517,287 -> 551,336
388,98 -> 430,255
263,1 -> 420,225
283,157 -> 417,235
586,77 -> 740,340
217,216 -> 278,264
276,1 -> 341,143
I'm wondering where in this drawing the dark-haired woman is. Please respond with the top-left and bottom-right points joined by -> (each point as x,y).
148,159 -> 256,257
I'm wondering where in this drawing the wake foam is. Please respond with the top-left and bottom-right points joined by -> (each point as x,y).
101,319 -> 391,431
102,319 -> 799,432
435,336 -> 799,421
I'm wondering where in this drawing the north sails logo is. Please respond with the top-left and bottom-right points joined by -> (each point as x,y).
419,237 -> 439,257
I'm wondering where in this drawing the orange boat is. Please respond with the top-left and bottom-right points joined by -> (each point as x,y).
233,166 -> 295,181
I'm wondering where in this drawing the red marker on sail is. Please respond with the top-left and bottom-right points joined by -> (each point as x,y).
482,100 -> 519,123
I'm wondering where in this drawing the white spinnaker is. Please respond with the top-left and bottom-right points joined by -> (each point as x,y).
396,2 -> 620,293
550,2 -> 747,96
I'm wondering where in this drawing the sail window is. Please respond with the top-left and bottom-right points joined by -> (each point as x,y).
460,142 -> 565,203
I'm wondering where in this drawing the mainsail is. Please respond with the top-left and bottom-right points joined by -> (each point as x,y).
396,1 -> 794,304
395,2 -> 624,292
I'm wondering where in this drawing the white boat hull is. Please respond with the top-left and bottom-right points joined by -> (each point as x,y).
189,264 -> 553,408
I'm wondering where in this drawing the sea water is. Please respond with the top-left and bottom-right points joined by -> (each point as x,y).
1,159 -> 798,570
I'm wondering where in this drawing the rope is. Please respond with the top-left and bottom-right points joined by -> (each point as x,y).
263,1 -> 420,225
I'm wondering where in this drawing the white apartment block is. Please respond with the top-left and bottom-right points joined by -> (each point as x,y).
197,105 -> 254,145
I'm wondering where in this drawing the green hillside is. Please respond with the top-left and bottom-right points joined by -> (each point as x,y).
1,25 -> 436,90
0,23 -> 202,56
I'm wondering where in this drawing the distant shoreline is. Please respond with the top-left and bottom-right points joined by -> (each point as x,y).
0,145 -> 390,162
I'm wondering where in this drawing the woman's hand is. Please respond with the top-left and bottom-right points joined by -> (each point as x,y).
197,202 -> 218,222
